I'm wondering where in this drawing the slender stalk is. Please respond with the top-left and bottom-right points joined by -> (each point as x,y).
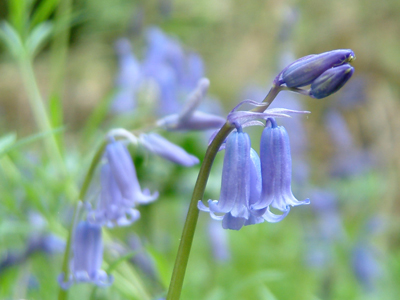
57,140 -> 106,300
166,122 -> 234,300
18,54 -> 66,174
166,85 -> 282,299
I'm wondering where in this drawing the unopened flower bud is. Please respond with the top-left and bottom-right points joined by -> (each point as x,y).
281,49 -> 355,88
310,64 -> 354,99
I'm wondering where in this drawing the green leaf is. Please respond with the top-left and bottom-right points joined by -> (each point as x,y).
30,0 -> 60,28
0,21 -> 24,58
49,93 -> 65,152
0,127 -> 65,158
26,21 -> 53,57
0,133 -> 17,153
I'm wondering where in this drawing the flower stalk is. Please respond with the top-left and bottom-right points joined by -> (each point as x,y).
166,85 -> 281,300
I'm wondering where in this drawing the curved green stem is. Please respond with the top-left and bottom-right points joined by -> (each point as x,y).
166,85 -> 282,300
166,122 -> 234,300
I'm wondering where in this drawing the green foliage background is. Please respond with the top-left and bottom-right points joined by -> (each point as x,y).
0,0 -> 400,299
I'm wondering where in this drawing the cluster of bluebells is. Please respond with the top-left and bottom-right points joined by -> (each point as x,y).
59,131 -> 202,288
198,49 -> 356,230
59,47 -> 356,291
112,27 -> 207,115
198,118 -> 310,230
59,50 -> 228,288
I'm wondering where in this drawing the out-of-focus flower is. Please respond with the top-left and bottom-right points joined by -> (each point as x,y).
310,189 -> 344,241
87,164 -> 141,227
280,49 -> 355,88
310,64 -> 354,99
105,140 -> 159,204
207,219 -> 231,262
86,140 -> 158,227
157,78 -> 225,131
142,27 -> 205,115
139,133 -> 199,167
128,234 -> 158,281
352,243 -> 381,291
324,108 -> 373,177
112,38 -> 142,112
58,221 -> 113,289
251,118 -> 310,219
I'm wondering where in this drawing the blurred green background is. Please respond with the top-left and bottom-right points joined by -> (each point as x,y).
1,0 -> 400,299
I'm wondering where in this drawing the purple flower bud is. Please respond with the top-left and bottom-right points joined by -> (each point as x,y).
139,133 -> 199,167
58,221 -> 113,289
310,64 -> 354,99
106,140 -> 159,205
252,118 -> 309,220
281,49 -> 355,88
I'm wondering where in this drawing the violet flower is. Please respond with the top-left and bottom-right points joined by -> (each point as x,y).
112,38 -> 142,112
139,133 -> 199,167
86,164 -> 141,228
156,78 -> 225,131
198,128 -> 252,230
86,140 -> 158,227
106,140 -> 159,204
198,128 -> 265,230
58,221 -> 113,289
251,118 -> 309,219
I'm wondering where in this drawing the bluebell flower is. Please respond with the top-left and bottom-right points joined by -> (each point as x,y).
112,38 -> 142,112
324,109 -> 373,177
198,129 -> 251,230
251,118 -> 309,219
198,128 -> 265,230
105,140 -> 159,204
352,243 -> 381,291
207,219 -> 231,262
86,140 -> 158,227
86,164 -> 141,227
139,133 -> 199,167
58,221 -> 113,289
156,78 -> 225,131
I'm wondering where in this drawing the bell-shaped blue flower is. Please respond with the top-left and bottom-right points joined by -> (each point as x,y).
198,128 -> 251,230
106,140 -> 159,204
139,133 -> 199,167
252,118 -> 309,219
86,163 -> 141,227
58,221 -> 113,289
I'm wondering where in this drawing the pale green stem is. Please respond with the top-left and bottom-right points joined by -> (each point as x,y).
18,54 -> 66,174
166,85 -> 282,300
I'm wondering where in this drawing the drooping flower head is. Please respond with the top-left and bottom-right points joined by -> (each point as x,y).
86,139 -> 158,227
139,133 -> 199,167
251,118 -> 310,220
58,221 -> 113,289
198,127 -> 252,230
